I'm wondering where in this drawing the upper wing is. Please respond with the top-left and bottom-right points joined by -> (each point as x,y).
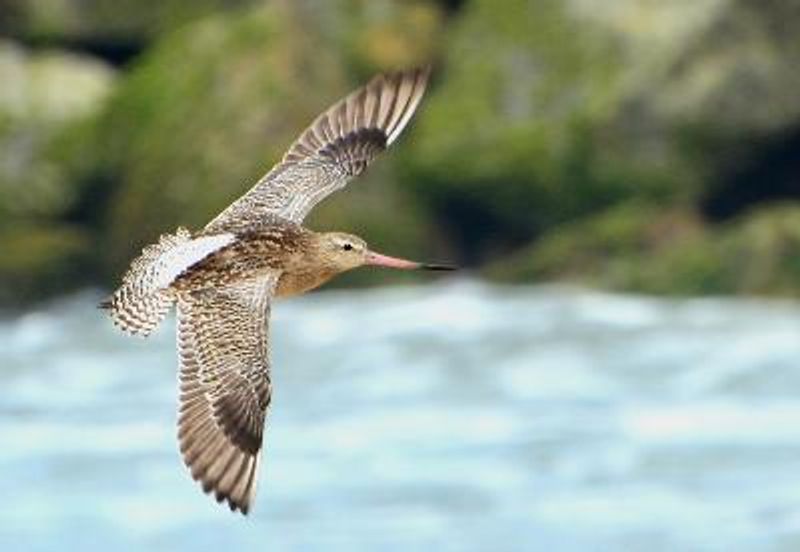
176,275 -> 276,514
204,67 -> 430,233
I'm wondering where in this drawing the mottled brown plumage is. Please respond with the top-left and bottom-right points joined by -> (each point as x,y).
103,67 -> 451,515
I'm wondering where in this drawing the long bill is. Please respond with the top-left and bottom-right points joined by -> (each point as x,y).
365,251 -> 456,271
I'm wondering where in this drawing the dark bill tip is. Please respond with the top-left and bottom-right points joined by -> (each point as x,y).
420,263 -> 458,271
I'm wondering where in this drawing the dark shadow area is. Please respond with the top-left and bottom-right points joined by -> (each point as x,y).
702,126 -> 800,220
437,0 -> 469,13
21,36 -> 143,66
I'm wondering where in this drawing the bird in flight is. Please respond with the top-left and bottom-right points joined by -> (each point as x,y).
102,67 -> 451,514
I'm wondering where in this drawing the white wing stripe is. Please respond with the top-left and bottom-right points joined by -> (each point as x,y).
153,234 -> 236,289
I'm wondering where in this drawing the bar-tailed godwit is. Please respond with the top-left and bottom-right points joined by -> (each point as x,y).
102,67 -> 450,514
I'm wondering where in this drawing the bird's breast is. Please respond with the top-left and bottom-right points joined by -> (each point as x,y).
274,268 -> 337,297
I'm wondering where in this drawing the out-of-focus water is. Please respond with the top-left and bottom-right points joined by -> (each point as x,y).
1,281 -> 800,551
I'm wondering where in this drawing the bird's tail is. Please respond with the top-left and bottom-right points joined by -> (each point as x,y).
102,228 -> 236,337
101,228 -> 193,337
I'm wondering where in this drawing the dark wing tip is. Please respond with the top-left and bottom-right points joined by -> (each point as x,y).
218,489 -> 251,516
186,445 -> 259,517
282,65 -> 432,165
98,298 -> 112,310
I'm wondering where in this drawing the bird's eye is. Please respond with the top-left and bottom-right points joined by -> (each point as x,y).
343,243 -> 353,251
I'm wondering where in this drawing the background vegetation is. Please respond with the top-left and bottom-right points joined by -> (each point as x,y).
0,0 -> 798,305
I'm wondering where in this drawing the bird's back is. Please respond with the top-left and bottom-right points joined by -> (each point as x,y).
174,222 -> 312,293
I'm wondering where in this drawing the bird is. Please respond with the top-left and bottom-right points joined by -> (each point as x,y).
101,67 -> 452,515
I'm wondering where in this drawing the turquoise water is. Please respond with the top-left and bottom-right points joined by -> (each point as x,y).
2,281 -> 800,551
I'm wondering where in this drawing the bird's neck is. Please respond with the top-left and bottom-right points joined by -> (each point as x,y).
274,266 -> 340,297
273,231 -> 352,297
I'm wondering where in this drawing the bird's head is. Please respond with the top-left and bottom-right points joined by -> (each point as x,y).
318,232 -> 455,273
318,232 -> 369,271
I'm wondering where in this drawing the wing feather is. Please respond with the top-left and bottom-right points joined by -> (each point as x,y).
176,275 -> 276,514
205,67 -> 430,232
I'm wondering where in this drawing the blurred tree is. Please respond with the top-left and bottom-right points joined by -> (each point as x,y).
0,40 -> 115,304
1,0 -> 800,304
403,0 -> 800,291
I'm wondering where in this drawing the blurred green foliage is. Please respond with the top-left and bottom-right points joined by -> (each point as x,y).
0,0 -> 799,305
0,0 -> 256,44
